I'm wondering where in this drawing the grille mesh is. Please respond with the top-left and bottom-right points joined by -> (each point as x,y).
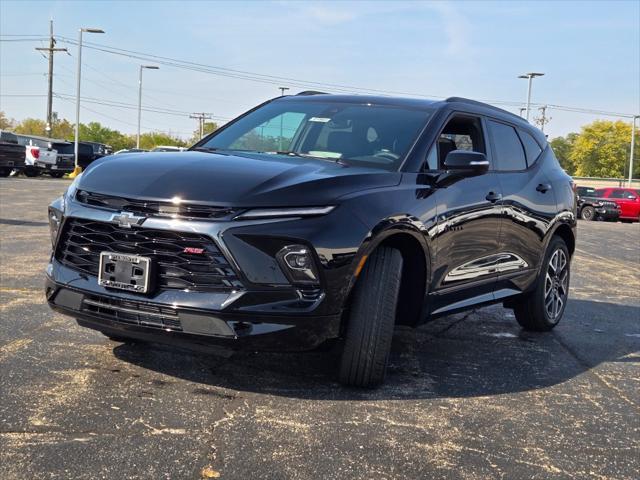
56,218 -> 243,292
82,295 -> 182,330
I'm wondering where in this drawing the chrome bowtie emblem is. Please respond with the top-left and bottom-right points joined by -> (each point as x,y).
110,211 -> 145,229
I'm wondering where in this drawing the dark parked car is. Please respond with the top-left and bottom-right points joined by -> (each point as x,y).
46,93 -> 576,387
0,130 -> 26,176
78,141 -> 112,168
575,185 -> 620,221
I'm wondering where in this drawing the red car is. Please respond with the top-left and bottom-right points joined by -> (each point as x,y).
595,187 -> 640,221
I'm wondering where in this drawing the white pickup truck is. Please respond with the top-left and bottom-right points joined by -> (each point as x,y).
16,135 -> 63,177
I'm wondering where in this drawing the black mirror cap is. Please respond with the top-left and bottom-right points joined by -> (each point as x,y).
444,150 -> 489,174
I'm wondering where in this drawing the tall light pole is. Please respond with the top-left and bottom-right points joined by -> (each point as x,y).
518,72 -> 544,122
72,27 -> 104,178
629,115 -> 639,187
137,65 -> 159,148
278,87 -> 289,150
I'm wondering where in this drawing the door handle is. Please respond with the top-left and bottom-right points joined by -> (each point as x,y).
485,191 -> 502,203
536,183 -> 552,193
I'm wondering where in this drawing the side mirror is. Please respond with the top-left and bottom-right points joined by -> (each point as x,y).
444,150 -> 489,174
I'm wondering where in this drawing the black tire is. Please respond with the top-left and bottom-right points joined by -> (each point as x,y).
0,168 -> 10,177
24,167 -> 41,177
49,171 -> 65,178
580,205 -> 595,221
513,236 -> 570,331
338,247 -> 403,387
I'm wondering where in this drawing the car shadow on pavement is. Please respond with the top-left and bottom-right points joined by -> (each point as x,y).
112,299 -> 639,401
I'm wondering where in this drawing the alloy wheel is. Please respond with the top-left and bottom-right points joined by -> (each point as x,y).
544,248 -> 568,322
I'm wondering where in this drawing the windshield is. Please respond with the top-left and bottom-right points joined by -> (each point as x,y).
197,100 -> 432,171
578,187 -> 596,196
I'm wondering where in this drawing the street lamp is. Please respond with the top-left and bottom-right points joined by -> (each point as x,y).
278,87 -> 289,150
518,72 -> 544,122
71,27 -> 104,178
137,65 -> 159,149
629,115 -> 639,187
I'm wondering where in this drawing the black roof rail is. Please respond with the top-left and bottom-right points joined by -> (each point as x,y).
296,90 -> 329,96
445,96 -> 524,121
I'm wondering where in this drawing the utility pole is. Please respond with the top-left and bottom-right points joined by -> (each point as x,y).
35,20 -> 67,137
535,105 -> 551,133
190,113 -> 213,140
519,107 -> 526,118
629,115 -> 638,187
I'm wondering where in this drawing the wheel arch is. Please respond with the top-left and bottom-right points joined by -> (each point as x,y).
551,223 -> 575,258
344,224 -> 431,328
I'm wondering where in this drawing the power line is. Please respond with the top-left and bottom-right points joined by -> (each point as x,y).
54,36 -> 637,119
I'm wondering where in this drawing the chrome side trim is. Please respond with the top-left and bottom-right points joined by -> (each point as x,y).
444,252 -> 529,283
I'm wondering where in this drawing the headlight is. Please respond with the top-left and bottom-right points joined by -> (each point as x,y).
234,206 -> 335,221
65,172 -> 82,203
48,206 -> 63,248
276,245 -> 320,284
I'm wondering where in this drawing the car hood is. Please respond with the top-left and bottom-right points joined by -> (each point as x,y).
79,151 -> 400,207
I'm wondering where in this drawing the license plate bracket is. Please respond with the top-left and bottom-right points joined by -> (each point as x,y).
98,252 -> 152,293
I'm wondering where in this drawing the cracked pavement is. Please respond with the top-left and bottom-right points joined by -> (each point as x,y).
1,177 -> 639,479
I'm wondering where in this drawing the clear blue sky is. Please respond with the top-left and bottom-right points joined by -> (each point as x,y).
1,0 -> 638,139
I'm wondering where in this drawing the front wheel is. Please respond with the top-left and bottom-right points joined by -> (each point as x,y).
513,237 -> 570,331
338,247 -> 403,388
580,206 -> 595,221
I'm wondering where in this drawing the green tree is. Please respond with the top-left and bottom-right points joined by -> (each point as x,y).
14,118 -> 47,136
0,111 -> 15,130
138,131 -> 187,150
51,118 -> 75,140
550,132 -> 578,175
188,121 -> 218,145
570,120 -> 639,178
79,121 -> 134,151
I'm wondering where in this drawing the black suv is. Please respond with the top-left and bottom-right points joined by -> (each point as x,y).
576,185 -> 620,221
46,93 -> 576,387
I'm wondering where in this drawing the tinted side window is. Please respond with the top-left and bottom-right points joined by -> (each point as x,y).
518,130 -> 542,166
609,190 -> 626,198
488,120 -> 527,171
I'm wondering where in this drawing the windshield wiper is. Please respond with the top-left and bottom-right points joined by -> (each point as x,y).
264,150 -> 347,165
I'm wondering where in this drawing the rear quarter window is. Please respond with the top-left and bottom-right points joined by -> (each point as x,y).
518,129 -> 542,166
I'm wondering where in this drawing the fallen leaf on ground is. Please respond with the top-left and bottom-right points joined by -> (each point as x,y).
201,466 -> 220,478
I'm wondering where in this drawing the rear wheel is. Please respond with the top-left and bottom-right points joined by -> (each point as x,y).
338,247 -> 403,388
24,167 -> 40,177
0,168 -> 10,177
580,205 -> 595,221
513,236 -> 570,331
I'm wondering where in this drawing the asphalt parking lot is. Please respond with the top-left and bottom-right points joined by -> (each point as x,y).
1,177 -> 639,480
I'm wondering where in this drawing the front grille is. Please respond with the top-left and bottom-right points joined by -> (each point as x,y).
82,294 -> 182,330
56,218 -> 243,292
602,201 -> 618,209
76,190 -> 237,220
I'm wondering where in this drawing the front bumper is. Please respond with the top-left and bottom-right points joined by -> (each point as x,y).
44,195 -> 369,352
46,264 -> 341,351
595,207 -> 620,220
